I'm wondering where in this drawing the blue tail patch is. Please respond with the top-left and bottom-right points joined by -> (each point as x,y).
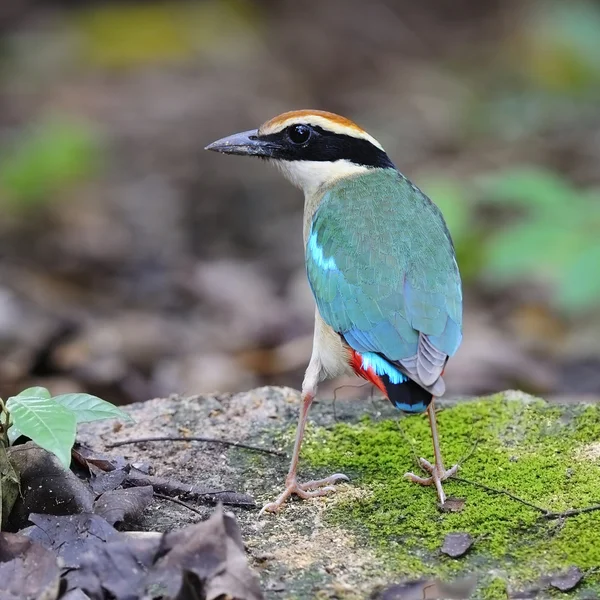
361,352 -> 407,384
362,352 -> 431,414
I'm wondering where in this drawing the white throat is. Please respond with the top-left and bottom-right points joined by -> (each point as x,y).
273,159 -> 370,197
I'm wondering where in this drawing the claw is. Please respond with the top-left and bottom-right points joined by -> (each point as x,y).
259,473 -> 349,515
405,460 -> 458,505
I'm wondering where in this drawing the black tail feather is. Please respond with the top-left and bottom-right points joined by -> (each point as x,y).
380,374 -> 432,413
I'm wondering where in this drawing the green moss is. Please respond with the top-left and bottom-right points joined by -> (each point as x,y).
480,577 -> 508,599
302,393 -> 600,597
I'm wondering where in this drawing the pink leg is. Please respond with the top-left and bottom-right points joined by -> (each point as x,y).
260,390 -> 348,514
404,401 -> 458,505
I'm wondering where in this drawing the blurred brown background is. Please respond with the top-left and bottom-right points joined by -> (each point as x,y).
1,0 -> 599,405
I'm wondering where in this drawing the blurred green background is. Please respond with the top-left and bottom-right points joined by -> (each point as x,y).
0,0 -> 599,404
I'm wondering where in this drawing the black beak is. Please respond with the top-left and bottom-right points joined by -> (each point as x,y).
205,129 -> 277,158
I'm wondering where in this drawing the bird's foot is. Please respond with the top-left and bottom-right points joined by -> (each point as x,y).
259,473 -> 349,515
405,458 -> 458,505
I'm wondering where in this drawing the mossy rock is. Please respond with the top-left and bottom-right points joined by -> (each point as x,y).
295,391 -> 600,598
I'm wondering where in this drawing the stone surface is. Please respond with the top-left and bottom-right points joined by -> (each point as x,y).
77,387 -> 600,599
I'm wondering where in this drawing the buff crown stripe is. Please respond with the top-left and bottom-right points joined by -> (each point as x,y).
258,110 -> 384,151
262,110 -> 365,133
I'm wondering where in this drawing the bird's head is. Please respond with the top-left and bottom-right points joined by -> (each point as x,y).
205,110 -> 395,195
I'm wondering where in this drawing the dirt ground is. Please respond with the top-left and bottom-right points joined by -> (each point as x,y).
78,386 -> 383,598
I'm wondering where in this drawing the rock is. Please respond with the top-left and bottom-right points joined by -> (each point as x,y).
77,388 -> 600,599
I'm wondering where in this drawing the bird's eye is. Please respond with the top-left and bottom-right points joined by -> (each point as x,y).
288,124 -> 311,145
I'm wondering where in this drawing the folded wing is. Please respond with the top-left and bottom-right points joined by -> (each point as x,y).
306,170 -> 462,396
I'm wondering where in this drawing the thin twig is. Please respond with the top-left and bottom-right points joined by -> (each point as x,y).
543,504 -> 600,520
125,468 -> 256,508
396,420 -> 413,456
395,417 -> 422,469
106,435 -> 284,457
153,492 -> 205,517
331,382 -> 369,423
452,476 -> 549,514
454,476 -> 600,521
457,439 -> 480,468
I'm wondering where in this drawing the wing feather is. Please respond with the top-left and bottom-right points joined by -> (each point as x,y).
306,169 -> 462,393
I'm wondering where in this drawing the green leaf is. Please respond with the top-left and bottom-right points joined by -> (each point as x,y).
52,393 -> 132,424
0,118 -> 99,209
5,393 -> 76,469
485,221 -> 561,280
558,245 -> 600,311
523,1 -> 600,92
477,167 -> 576,213
77,0 -> 260,69
5,387 -> 51,445
16,387 -> 51,400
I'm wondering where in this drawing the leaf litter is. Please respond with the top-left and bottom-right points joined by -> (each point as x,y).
1,506 -> 262,599
1,437 -> 262,598
0,531 -> 61,600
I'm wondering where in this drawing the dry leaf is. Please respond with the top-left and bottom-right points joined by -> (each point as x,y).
441,533 -> 474,558
0,532 -> 60,600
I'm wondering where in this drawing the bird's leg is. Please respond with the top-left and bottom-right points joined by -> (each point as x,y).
404,400 -> 458,505
260,389 -> 348,515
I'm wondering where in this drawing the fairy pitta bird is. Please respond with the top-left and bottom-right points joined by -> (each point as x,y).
206,110 -> 463,513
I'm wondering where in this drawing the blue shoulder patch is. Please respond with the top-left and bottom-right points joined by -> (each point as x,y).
308,230 -> 338,272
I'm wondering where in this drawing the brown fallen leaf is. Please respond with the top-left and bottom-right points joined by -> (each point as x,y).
441,533 -> 474,558
71,442 -> 128,473
147,505 -> 263,600
60,590 -> 92,600
89,466 -> 128,495
54,505 -> 263,599
64,532 -> 162,599
0,532 -> 60,600
125,467 -> 256,508
7,443 -> 94,532
92,485 -> 154,526
439,497 -> 465,513
22,513 -> 119,569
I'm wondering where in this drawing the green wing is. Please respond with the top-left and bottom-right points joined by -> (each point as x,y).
306,168 -> 462,389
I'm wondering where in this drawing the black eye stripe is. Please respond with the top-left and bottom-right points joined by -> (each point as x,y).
258,125 -> 395,169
